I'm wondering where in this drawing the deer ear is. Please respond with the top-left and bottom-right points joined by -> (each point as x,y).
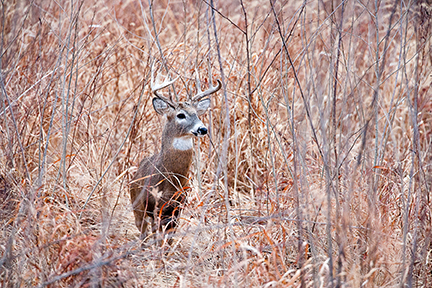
195,98 -> 211,116
153,98 -> 173,115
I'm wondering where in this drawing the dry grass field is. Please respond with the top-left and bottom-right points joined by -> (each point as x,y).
1,0 -> 431,286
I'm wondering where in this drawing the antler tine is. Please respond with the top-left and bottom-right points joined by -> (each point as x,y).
192,69 -> 202,100
150,61 -> 178,103
192,79 -> 222,102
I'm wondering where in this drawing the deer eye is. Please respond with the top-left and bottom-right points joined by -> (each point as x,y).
177,113 -> 186,119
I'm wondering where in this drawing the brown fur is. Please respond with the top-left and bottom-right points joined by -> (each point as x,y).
130,72 -> 220,244
130,102 -> 208,243
129,137 -> 192,240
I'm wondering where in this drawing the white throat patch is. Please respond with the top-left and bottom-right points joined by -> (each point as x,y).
172,137 -> 193,151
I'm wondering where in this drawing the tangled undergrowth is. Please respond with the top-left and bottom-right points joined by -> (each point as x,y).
1,0 -> 431,286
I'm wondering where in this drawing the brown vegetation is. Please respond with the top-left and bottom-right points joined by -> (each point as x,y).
0,0 -> 431,286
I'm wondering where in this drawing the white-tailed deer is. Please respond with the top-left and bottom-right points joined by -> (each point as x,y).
130,65 -> 221,244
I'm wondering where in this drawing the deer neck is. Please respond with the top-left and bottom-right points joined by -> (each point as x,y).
159,133 -> 193,177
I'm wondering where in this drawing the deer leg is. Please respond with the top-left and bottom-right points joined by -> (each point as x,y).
139,221 -> 149,241
151,214 -> 158,234
160,206 -> 183,245
132,208 -> 149,241
132,187 -> 157,244
151,213 -> 169,246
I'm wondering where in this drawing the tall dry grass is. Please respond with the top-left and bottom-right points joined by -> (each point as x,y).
0,0 -> 431,286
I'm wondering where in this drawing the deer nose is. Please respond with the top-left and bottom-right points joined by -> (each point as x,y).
197,127 -> 207,136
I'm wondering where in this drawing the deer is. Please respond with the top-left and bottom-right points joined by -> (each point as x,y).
129,65 -> 221,245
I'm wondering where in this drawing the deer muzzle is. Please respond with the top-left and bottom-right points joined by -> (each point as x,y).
192,126 -> 208,137
197,127 -> 207,136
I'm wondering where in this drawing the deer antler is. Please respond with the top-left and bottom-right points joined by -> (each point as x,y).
151,61 -> 178,105
191,70 -> 222,102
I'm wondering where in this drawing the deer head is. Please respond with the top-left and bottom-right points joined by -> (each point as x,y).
150,64 -> 221,151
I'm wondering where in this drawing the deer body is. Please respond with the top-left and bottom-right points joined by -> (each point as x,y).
130,66 -> 221,243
